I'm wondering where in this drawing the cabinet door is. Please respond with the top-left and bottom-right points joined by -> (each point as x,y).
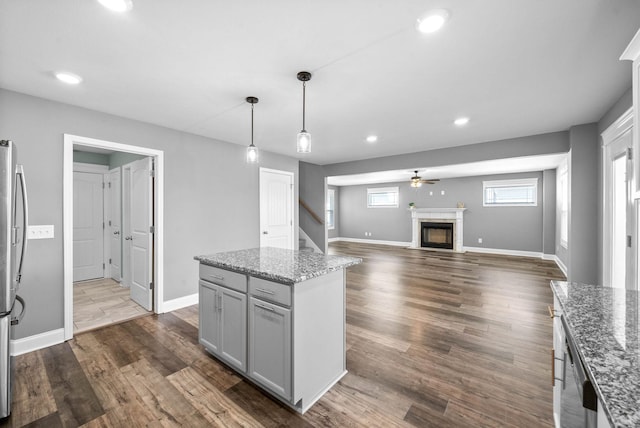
219,287 -> 247,372
248,297 -> 291,401
199,281 -> 220,353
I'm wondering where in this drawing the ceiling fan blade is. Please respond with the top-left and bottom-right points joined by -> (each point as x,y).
420,179 -> 440,184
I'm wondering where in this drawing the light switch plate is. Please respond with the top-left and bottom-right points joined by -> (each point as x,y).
28,225 -> 54,240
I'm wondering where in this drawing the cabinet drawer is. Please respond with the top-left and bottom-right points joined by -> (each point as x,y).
200,264 -> 247,293
249,277 -> 291,307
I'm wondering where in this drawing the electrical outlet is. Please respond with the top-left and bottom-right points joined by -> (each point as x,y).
429,191 -> 433,196
478,238 -> 483,244
441,190 -> 445,195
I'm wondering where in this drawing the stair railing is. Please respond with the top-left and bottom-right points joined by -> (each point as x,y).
299,198 -> 324,225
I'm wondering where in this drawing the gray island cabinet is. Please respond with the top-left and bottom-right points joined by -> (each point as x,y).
194,247 -> 361,414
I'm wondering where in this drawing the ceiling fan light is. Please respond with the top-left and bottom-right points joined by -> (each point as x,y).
297,131 -> 311,153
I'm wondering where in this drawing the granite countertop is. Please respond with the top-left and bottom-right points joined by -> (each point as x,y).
194,247 -> 362,285
551,281 -> 640,428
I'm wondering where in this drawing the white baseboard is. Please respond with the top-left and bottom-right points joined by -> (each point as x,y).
463,246 -> 543,259
161,293 -> 198,313
328,237 -> 340,243
553,256 -> 568,277
11,328 -> 65,356
331,237 -> 412,247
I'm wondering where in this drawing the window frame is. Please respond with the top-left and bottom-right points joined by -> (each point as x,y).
482,178 -> 538,207
327,188 -> 335,230
367,186 -> 399,208
558,161 -> 569,248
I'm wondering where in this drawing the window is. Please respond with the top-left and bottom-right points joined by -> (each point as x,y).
327,188 -> 335,230
367,186 -> 399,208
483,178 -> 538,207
558,161 -> 568,248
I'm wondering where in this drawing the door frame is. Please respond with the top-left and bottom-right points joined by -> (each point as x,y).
259,167 -> 295,250
63,134 -> 165,340
602,107 -> 634,288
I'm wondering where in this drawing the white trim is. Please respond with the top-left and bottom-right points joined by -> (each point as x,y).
64,134 -> 165,341
161,293 -> 199,313
463,246 -> 543,259
10,328 -> 65,356
601,108 -> 634,288
553,255 -> 568,277
299,227 -> 323,254
72,162 -> 109,173
331,237 -> 411,247
328,237 -> 340,243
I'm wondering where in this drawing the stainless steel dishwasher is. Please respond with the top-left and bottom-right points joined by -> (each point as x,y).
560,315 -> 597,428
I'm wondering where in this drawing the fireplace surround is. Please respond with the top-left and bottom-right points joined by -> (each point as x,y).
409,208 -> 466,252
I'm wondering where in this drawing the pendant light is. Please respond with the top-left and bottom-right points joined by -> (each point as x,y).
246,96 -> 259,163
296,71 -> 312,153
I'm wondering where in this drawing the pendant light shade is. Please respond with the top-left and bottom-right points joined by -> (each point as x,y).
296,71 -> 312,153
246,96 -> 259,164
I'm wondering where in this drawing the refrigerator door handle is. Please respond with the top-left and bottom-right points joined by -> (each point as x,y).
15,165 -> 28,284
10,295 -> 25,326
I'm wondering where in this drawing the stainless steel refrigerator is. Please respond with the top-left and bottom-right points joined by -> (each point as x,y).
0,140 -> 28,419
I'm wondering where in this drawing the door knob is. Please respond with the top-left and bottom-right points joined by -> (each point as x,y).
125,236 -> 132,241
262,231 -> 268,235
113,231 -> 120,235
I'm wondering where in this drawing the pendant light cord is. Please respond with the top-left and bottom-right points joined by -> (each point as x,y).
251,103 -> 255,146
302,81 -> 306,131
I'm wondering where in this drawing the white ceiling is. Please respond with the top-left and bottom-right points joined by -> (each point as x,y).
0,1 -> 638,167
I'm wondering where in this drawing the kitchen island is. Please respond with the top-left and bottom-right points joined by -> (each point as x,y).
194,247 -> 361,414
551,281 -> 640,428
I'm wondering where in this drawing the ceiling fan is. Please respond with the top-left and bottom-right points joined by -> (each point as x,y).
410,170 -> 440,187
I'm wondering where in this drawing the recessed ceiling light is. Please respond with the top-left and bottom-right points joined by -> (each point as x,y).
97,0 -> 133,12
55,72 -> 83,85
366,135 -> 378,143
416,9 -> 450,34
454,117 -> 470,126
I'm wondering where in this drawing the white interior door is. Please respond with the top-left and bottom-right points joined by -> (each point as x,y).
109,168 -> 122,281
122,165 -> 132,288
73,171 -> 104,281
604,128 -> 634,288
260,168 -> 294,249
129,158 -> 153,310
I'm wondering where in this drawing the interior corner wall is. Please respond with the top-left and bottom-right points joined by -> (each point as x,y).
299,161 -> 326,252
0,88 -> 299,340
568,123 -> 599,284
73,151 -> 110,165
542,169 -> 557,255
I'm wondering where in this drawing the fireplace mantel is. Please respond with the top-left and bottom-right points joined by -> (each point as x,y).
409,208 -> 466,252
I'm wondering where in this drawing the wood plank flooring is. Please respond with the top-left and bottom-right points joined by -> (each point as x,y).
3,242 -> 564,427
74,278 -> 150,334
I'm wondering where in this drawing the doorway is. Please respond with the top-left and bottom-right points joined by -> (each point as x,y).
603,108 -> 635,289
259,168 -> 294,249
63,134 -> 164,340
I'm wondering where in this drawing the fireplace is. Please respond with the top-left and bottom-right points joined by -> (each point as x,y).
409,208 -> 465,252
421,222 -> 454,250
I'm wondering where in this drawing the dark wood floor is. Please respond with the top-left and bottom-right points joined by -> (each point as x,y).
2,242 -> 565,427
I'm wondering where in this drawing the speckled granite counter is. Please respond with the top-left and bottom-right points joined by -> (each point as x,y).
194,247 -> 361,285
551,281 -> 640,427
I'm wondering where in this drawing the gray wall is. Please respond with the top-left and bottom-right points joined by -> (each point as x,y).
0,89 -> 299,339
328,185 -> 339,239
338,172 -> 546,252
299,161 -> 326,252
568,124 -> 599,284
109,151 -> 146,169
